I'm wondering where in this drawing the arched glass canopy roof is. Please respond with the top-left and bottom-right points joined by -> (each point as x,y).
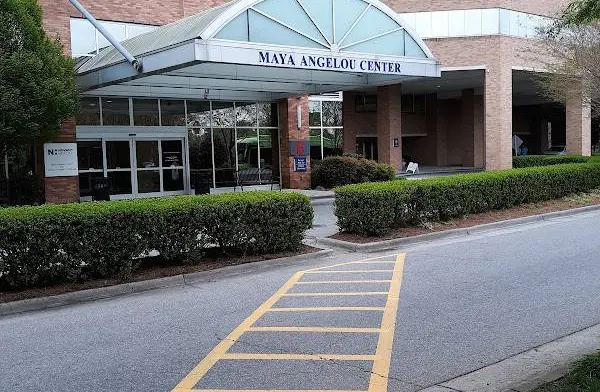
77,0 -> 440,101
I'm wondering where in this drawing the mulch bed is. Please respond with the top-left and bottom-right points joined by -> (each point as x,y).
331,195 -> 600,244
0,245 -> 319,304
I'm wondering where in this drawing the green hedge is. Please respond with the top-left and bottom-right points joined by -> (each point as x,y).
312,156 -> 396,189
335,163 -> 600,236
513,155 -> 590,168
0,192 -> 313,290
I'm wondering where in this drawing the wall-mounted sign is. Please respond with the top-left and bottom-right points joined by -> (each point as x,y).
289,140 -> 311,157
294,156 -> 308,172
44,143 -> 78,177
258,51 -> 403,74
393,137 -> 400,148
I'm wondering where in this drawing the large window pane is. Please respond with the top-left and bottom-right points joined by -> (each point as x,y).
449,10 -> 466,36
70,18 -> 97,56
137,171 -> 160,193
78,97 -> 101,125
259,129 -> 278,183
482,9 -> 500,35
102,98 -> 130,126
77,141 -> 103,170
136,141 -> 159,168
236,103 -> 257,127
133,99 -> 159,126
108,171 -> 132,195
106,141 -> 130,169
79,172 -> 105,197
323,128 -> 343,158
161,140 -> 183,167
431,11 -> 449,37
465,9 -> 482,36
415,12 -> 432,37
310,128 -> 322,161
237,129 -> 259,185
309,101 -> 322,127
213,128 -> 236,187
163,169 -> 184,191
97,21 -> 127,50
160,100 -> 185,126
187,100 -> 211,128
257,103 -> 278,127
212,102 -> 235,127
189,128 -> 214,191
322,101 -> 342,127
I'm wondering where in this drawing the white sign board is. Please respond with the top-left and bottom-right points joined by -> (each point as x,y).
44,143 -> 78,177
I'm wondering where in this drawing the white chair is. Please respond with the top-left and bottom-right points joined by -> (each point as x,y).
406,162 -> 419,175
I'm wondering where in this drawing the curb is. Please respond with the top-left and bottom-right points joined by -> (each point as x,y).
0,248 -> 335,318
317,204 -> 600,253
416,321 -> 600,392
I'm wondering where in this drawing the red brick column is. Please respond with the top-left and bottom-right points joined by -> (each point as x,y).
44,118 -> 80,204
377,84 -> 402,170
278,96 -> 310,189
484,64 -> 513,170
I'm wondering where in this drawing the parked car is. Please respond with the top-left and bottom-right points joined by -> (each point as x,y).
544,146 -> 567,155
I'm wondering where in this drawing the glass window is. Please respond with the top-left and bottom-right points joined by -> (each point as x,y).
70,18 -> 97,56
400,13 -> 417,30
414,12 -> 432,38
323,128 -> 343,158
137,171 -> 160,193
79,172 -> 105,198
187,101 -> 211,128
499,9 -> 510,35
343,6 -> 399,44
481,9 -> 500,35
163,168 -> 184,192
448,10 -> 466,36
212,102 -> 235,128
259,129 -> 277,184
237,129 -> 259,185
248,9 -> 327,49
77,141 -> 103,170
464,9 -> 482,36
310,128 -> 322,161
160,100 -> 185,126
106,141 -> 131,169
102,98 -> 130,126
126,24 -> 156,38
309,101 -> 322,127
161,140 -> 183,168
257,103 -> 277,127
189,128 -> 214,190
97,21 -> 127,50
431,12 -> 449,37
108,171 -> 132,195
133,99 -> 159,126
236,103 -> 257,127
136,141 -> 159,168
213,128 -> 236,186
322,101 -> 342,127
78,97 -> 101,125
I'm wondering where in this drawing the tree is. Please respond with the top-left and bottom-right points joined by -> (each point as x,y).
563,0 -> 600,25
0,0 -> 79,156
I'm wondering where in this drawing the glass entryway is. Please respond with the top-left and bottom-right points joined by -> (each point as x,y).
356,137 -> 378,161
79,137 -> 186,200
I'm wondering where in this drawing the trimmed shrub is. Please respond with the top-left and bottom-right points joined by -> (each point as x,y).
0,192 -> 312,290
513,155 -> 590,168
335,163 -> 600,236
312,156 -> 395,188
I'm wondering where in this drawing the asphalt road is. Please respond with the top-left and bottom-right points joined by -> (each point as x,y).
2,210 -> 600,392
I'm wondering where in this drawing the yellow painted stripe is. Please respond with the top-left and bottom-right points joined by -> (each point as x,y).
171,271 -> 305,391
267,306 -> 385,312
296,280 -> 393,284
304,270 -> 396,274
186,389 -> 368,392
349,261 -> 397,264
220,353 -> 376,361
368,253 -> 406,392
283,292 -> 388,297
303,254 -> 399,273
246,326 -> 382,333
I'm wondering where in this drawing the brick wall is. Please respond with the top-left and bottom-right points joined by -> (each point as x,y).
383,0 -> 568,17
278,97 -> 311,190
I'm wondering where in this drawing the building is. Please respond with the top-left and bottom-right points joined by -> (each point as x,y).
31,0 -> 590,203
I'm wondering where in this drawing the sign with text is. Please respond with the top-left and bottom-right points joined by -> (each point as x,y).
294,156 -> 308,172
44,143 -> 78,177
289,140 -> 310,157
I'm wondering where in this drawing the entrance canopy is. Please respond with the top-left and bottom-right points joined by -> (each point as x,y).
77,0 -> 440,101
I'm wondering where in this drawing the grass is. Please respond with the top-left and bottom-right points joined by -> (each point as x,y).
532,352 -> 600,391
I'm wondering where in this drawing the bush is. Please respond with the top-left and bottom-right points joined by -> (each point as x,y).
513,155 -> 590,168
335,163 -> 600,236
312,156 -> 395,188
0,192 -> 313,290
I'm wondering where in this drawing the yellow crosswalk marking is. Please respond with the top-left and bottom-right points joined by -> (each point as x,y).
283,292 -> 389,297
295,280 -> 393,284
246,326 -> 382,333
220,353 -> 376,361
267,306 -> 385,312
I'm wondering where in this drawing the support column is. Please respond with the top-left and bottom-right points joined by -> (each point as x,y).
377,84 -> 402,170
278,96 -> 310,189
484,65 -> 513,170
461,89 -> 475,167
44,118 -> 79,204
566,87 -> 592,156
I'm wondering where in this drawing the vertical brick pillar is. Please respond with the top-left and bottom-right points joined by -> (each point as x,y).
376,84 -> 402,170
566,86 -> 592,156
278,96 -> 310,189
44,118 -> 80,204
461,89 -> 476,167
343,91 -> 357,154
474,94 -> 485,168
425,93 -> 438,166
484,65 -> 513,170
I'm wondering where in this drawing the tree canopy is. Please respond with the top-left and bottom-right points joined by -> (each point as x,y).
563,0 -> 600,25
0,0 -> 79,155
